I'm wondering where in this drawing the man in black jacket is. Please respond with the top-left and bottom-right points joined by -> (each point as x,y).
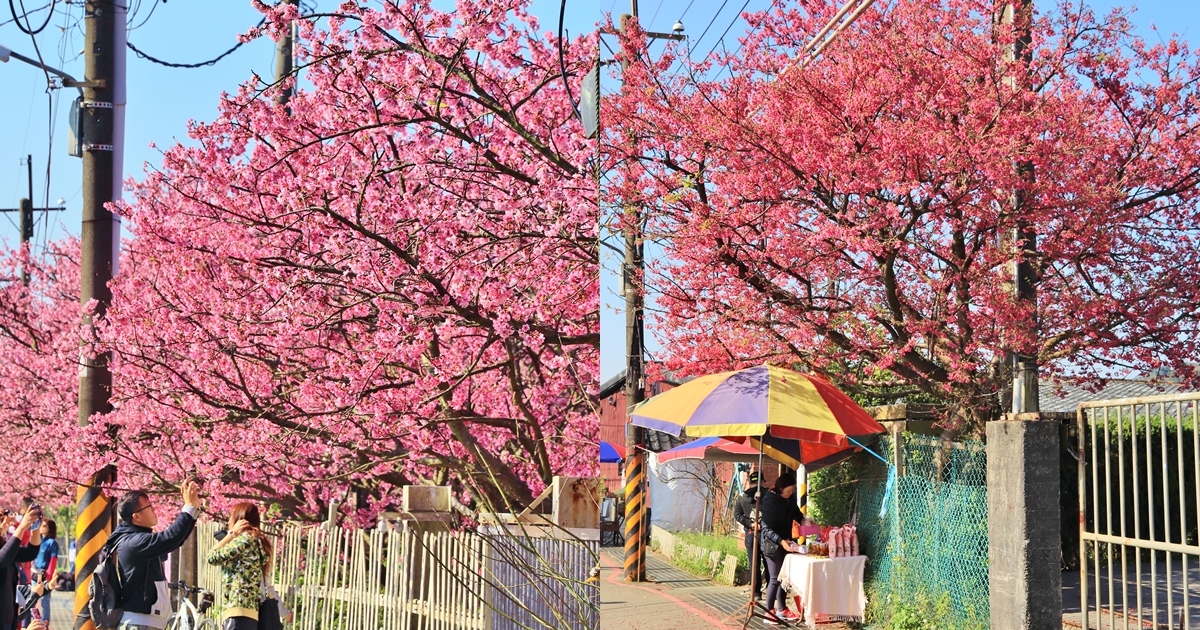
732,473 -> 764,601
112,480 -> 201,630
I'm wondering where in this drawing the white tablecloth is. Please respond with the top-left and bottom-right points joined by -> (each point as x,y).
778,554 -> 867,625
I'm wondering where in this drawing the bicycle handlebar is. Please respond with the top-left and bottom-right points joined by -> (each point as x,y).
167,581 -> 212,597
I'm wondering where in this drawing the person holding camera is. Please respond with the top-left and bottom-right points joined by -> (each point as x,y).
17,572 -> 59,628
0,507 -> 43,630
111,480 -> 201,630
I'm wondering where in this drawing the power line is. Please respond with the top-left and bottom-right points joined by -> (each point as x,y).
687,0 -> 731,60
0,0 -> 46,28
8,0 -> 54,35
646,0 -> 665,30
128,0 -> 162,31
702,0 -> 753,63
676,0 -> 697,22
126,18 -> 266,68
712,0 -> 775,80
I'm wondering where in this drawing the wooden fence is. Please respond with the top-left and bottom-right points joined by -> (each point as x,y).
195,522 -> 598,630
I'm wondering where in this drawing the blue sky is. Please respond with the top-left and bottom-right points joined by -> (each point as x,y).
0,0 -> 598,246
597,0 -> 1200,382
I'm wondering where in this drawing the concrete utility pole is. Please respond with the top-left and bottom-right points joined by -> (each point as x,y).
275,0 -> 296,107
618,5 -> 682,584
75,1 -> 124,627
0,156 -> 66,283
1006,0 -> 1039,416
619,7 -> 648,583
988,2 -> 1061,628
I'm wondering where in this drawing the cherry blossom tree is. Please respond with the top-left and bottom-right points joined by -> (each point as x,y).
70,0 -> 599,521
607,0 -> 1200,430
0,241 -> 82,508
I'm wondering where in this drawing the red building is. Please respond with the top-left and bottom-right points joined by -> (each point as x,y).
599,368 -> 688,494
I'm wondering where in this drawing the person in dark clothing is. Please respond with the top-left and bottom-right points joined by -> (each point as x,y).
759,472 -> 803,625
733,478 -> 765,600
111,480 -> 202,630
0,507 -> 43,630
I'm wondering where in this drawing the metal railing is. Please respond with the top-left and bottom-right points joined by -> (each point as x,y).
196,521 -> 598,630
1078,392 -> 1200,629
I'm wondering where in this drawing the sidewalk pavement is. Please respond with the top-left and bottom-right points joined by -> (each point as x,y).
599,547 -> 849,630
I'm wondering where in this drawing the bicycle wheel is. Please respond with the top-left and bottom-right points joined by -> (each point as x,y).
196,618 -> 219,630
164,613 -> 183,630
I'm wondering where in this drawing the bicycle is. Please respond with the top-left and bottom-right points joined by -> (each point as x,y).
165,581 -> 218,630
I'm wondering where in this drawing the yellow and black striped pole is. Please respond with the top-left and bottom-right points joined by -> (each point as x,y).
798,465 -> 808,517
74,467 -> 114,630
622,443 -> 647,581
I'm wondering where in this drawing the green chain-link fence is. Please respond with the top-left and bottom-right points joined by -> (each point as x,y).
855,434 -> 989,628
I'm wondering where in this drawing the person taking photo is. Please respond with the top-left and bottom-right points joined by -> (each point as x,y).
0,507 -> 42,630
111,480 -> 201,630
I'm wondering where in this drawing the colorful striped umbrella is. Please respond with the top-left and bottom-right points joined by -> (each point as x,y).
732,433 -> 863,472
599,440 -> 626,463
656,437 -> 762,464
630,364 -> 885,447
655,434 -> 861,473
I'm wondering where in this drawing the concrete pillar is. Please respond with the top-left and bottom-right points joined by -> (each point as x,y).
988,415 -> 1062,629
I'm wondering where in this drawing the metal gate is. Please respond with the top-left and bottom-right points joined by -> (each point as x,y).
1078,393 -> 1200,629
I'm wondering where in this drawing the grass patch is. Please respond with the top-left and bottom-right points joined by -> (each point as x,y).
672,531 -> 747,572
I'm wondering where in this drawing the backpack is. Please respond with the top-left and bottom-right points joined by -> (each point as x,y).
84,535 -> 124,629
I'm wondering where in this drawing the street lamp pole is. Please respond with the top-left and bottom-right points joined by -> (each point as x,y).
0,44 -> 102,92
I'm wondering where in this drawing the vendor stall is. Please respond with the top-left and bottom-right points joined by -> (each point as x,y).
628,364 -> 890,628
780,553 -> 867,627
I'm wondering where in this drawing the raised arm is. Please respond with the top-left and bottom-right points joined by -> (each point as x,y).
134,510 -> 198,558
0,511 -> 41,566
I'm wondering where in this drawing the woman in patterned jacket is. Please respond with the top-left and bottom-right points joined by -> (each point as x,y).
206,503 -> 272,630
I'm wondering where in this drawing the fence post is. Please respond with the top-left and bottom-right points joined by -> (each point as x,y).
988,414 -> 1062,629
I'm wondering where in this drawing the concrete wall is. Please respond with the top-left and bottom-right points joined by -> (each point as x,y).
988,417 -> 1062,629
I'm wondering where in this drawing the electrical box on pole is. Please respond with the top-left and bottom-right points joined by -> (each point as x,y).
68,96 -> 85,158
580,63 -> 600,139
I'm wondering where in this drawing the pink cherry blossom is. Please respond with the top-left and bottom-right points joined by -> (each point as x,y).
606,0 -> 1200,430
0,0 -> 598,520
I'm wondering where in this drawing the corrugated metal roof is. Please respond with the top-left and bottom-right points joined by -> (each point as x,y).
599,367 -> 693,398
1039,378 -> 1186,413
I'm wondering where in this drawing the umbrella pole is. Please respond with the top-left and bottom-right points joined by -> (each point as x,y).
740,437 -> 774,629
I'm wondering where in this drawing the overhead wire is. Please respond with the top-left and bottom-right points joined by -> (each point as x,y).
127,17 -> 267,68
676,0 -> 697,23
702,0 -> 754,64
128,0 -> 161,31
557,0 -> 581,121
645,0 -> 665,31
8,0 -> 54,35
687,0 -> 731,61
712,0 -> 777,81
0,0 -> 46,28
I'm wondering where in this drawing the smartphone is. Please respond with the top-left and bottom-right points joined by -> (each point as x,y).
30,606 -> 42,621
